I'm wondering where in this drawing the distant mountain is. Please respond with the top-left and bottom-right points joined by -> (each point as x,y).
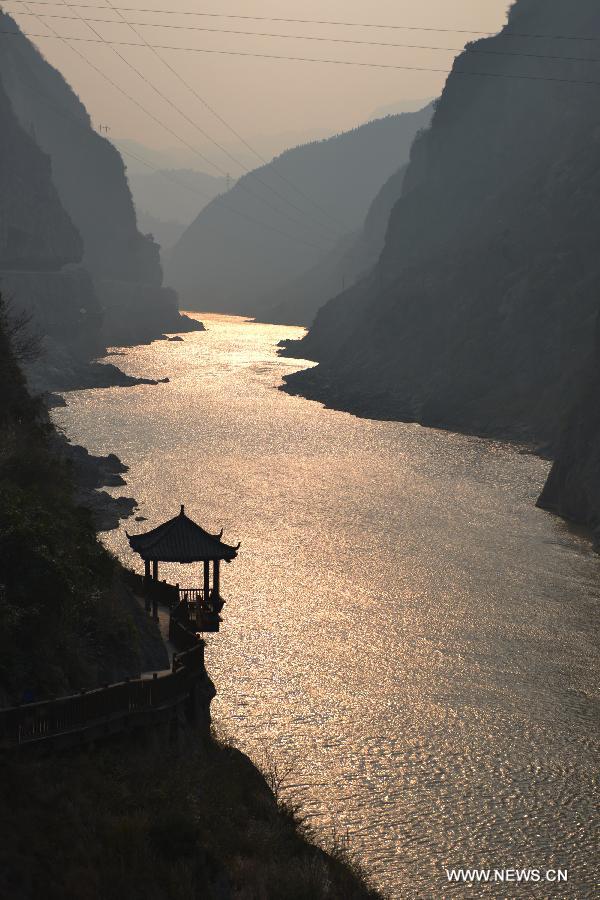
128,169 -> 228,228
0,70 -> 103,366
113,137 -> 257,175
167,106 -> 433,315
282,0 -> 600,529
255,108 -> 434,328
369,98 -> 435,119
256,165 -> 410,326
136,211 -> 187,256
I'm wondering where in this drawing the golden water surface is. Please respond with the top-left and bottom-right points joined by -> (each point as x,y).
53,314 -> 599,898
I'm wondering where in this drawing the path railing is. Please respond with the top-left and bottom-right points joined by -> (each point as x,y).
0,618 -> 212,750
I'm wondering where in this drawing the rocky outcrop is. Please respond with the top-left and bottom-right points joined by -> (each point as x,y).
0,12 -> 161,287
284,0 -> 600,449
167,106 -> 433,315
537,329 -> 600,538
0,76 -> 104,366
97,280 -> 202,346
0,78 -> 81,271
0,268 -> 104,363
0,13 -> 204,376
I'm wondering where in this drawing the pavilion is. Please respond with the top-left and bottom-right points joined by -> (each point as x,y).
127,505 -> 240,632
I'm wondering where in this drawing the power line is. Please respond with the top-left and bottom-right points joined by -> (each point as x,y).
0,18 -> 328,253
49,1 -> 340,242
113,147 -> 314,282
5,1 -> 600,43
5,26 -> 600,87
9,11 -> 600,68
96,0 -> 345,237
6,4 -> 351,232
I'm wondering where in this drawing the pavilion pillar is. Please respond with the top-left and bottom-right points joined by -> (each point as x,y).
151,560 -> 159,620
203,560 -> 210,601
213,559 -> 220,599
144,559 -> 151,612
195,560 -> 208,627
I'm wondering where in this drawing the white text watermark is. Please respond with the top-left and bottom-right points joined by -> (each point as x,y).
445,867 -> 568,884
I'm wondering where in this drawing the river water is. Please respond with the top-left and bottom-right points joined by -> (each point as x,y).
53,314 -> 598,898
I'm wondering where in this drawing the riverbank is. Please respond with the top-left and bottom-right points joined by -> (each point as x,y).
1,305 -> 383,897
1,732 -> 383,900
39,327 -> 213,531
278,343 -> 600,557
53,314 -> 600,897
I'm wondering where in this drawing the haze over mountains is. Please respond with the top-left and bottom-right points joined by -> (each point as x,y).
127,169 -> 229,259
256,163 -> 412,326
167,106 -> 433,315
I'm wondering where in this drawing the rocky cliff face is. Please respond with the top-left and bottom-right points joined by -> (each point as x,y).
0,78 -> 81,272
537,319 -> 600,538
167,106 -> 433,315
0,72 -> 103,363
284,0 -> 600,448
0,14 -> 202,367
0,12 -> 161,287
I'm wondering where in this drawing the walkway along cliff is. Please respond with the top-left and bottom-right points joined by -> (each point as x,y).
0,507 -> 240,751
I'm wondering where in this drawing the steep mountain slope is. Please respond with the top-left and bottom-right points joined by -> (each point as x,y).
0,12 -> 159,286
256,164 -> 409,326
0,13 -> 200,351
0,78 -> 81,272
0,71 -> 103,364
284,0 -> 600,448
167,107 -> 433,314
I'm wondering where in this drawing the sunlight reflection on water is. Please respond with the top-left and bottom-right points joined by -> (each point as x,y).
53,314 -> 599,898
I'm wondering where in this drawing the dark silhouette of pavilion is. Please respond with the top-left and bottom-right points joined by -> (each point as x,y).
128,505 -> 240,632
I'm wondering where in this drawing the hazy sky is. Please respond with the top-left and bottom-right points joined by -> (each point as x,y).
5,0 -> 511,170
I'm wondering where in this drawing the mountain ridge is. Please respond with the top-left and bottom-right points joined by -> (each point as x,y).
167,106 -> 433,314
283,0 -> 600,449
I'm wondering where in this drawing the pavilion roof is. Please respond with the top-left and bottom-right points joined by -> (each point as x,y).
127,506 -> 240,563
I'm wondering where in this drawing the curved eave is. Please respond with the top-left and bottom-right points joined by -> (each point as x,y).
127,534 -> 240,563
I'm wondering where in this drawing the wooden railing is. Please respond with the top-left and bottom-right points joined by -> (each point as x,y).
0,624 -> 211,750
179,587 -> 205,605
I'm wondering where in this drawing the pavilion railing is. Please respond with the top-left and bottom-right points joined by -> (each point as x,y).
179,587 -> 205,606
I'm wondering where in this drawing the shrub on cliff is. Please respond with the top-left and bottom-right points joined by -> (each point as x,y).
0,294 -> 141,702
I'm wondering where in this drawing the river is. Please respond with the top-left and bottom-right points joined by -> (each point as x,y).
53,313 -> 599,898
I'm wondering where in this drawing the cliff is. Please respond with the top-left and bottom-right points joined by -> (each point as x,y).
0,68 -> 104,367
0,301 -> 381,900
537,326 -> 600,539
0,11 -> 160,287
0,77 -> 82,271
0,13 -> 202,355
167,106 -> 433,314
0,294 -> 166,704
257,164 -> 409,326
1,736 -> 383,899
284,0 -> 600,448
